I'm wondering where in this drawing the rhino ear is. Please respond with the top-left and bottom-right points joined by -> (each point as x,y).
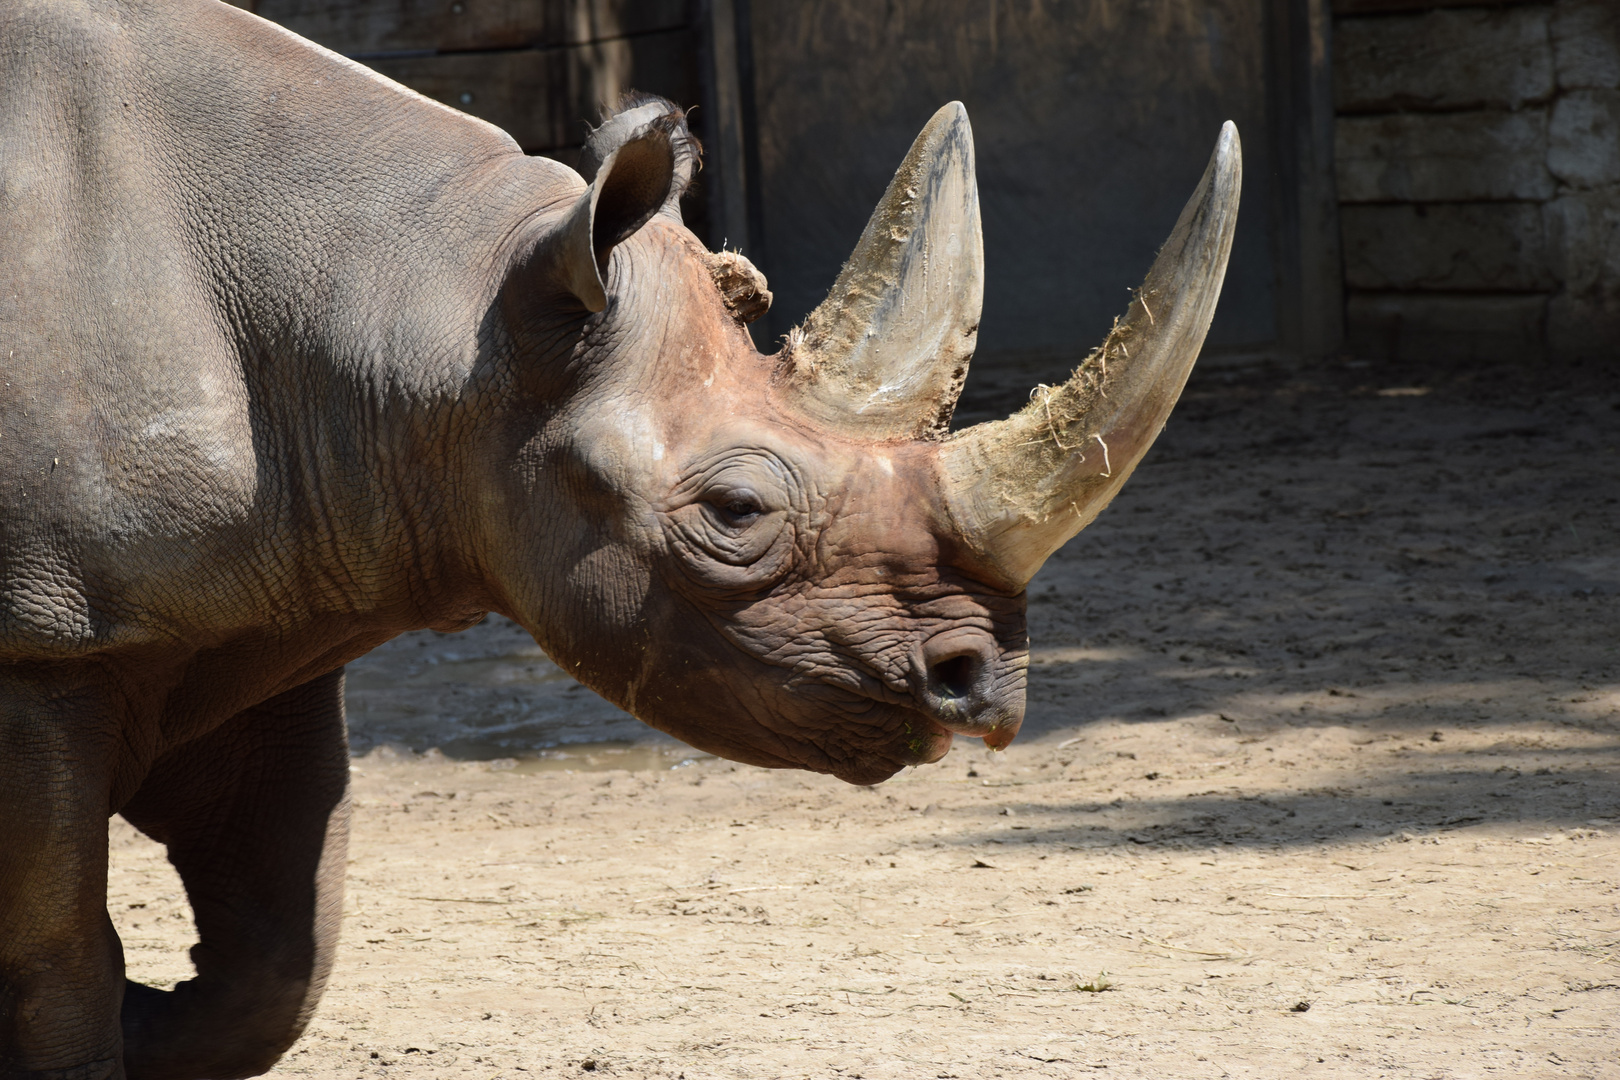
581,95 -> 699,222
524,119 -> 677,313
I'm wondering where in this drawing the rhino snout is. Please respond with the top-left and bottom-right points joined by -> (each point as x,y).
913,627 -> 1023,745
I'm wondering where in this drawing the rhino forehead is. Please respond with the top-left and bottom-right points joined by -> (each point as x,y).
607,406 -> 667,467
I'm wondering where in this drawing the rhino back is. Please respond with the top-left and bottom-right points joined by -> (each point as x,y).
0,0 -> 572,658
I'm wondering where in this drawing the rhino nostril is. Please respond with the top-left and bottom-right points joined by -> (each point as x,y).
929,653 -> 980,701
920,631 -> 1000,723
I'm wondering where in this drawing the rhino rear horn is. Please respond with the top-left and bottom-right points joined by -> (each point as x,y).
779,102 -> 983,439
529,116 -> 678,313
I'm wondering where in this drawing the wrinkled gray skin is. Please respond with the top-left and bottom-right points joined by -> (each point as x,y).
0,1 -> 1240,1076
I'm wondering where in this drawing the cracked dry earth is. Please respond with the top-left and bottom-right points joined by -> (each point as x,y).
109,357 -> 1620,1078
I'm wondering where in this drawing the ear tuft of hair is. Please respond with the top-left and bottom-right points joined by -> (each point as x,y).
580,92 -> 701,217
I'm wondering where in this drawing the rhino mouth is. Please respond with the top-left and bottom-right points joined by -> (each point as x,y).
826,708 -> 956,786
751,678 -> 955,784
790,663 -> 1017,780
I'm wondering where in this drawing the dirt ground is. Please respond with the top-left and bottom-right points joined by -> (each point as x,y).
108,355 -> 1620,1078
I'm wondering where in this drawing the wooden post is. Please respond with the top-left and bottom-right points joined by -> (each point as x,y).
1270,0 -> 1346,359
1298,0 -> 1346,358
699,0 -> 753,256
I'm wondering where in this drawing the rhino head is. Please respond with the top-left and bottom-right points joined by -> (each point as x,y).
481,99 -> 1240,785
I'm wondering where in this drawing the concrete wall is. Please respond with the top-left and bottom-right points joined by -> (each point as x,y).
1334,0 -> 1620,362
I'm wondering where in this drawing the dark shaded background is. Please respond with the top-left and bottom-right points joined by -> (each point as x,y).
740,0 -> 1280,356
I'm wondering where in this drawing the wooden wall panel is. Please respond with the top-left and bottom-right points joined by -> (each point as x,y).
228,1 -> 708,237
1332,0 -> 1517,14
234,0 -> 688,56
367,29 -> 699,152
744,0 -> 1280,357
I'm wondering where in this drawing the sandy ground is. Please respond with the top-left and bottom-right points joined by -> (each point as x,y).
108,356 -> 1620,1078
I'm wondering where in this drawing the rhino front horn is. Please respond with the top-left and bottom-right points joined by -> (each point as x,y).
779,102 -> 983,439
940,122 -> 1242,588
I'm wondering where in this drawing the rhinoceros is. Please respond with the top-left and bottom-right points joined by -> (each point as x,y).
0,0 -> 1239,1075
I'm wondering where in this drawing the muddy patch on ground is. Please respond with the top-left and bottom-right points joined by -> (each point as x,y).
111,357 -> 1620,1077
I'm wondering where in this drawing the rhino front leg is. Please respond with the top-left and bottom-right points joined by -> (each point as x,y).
0,671 -> 128,1080
118,669 -> 350,1080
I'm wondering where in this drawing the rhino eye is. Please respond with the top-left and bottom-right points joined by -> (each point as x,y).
714,491 -> 763,524
663,466 -> 795,585
725,497 -> 761,519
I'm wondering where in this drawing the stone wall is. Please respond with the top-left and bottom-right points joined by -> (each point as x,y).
1333,0 -> 1620,362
